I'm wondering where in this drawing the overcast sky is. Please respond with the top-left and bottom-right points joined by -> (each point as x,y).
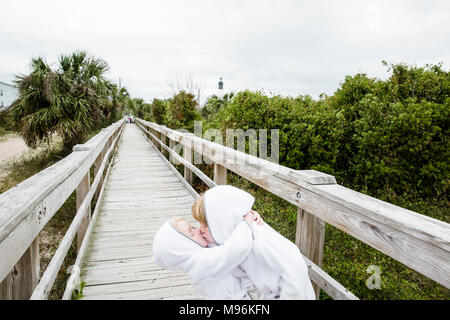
1,0 -> 449,104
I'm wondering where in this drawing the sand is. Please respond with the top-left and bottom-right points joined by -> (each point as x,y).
0,134 -> 29,163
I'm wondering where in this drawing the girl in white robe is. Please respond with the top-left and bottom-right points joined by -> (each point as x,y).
201,185 -> 316,300
152,217 -> 254,299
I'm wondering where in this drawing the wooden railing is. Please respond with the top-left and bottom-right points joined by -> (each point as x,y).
135,118 -> 450,300
0,119 -> 125,299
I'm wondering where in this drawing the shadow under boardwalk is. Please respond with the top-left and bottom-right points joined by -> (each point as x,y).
79,124 -> 202,300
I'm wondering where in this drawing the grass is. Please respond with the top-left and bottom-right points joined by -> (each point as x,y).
0,126 -> 13,141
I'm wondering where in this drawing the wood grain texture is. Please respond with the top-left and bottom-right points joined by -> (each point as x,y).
75,124 -> 202,300
0,238 -> 39,299
0,120 -> 124,287
296,208 -> 325,299
76,172 -> 91,250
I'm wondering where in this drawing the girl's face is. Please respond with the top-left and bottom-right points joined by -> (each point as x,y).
176,220 -> 209,247
199,223 -> 215,245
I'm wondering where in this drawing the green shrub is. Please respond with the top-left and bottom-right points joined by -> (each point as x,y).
207,62 -> 449,199
150,98 -> 168,125
165,91 -> 201,131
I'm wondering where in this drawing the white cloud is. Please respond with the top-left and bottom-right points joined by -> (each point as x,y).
0,0 -> 449,103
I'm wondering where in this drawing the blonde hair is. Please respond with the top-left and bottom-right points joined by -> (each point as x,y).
171,217 -> 186,228
191,194 -> 206,225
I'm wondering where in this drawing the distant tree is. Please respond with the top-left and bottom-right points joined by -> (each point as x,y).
165,91 -> 201,131
111,85 -> 130,121
167,75 -> 203,105
150,98 -> 167,125
201,92 -> 234,120
125,98 -> 151,119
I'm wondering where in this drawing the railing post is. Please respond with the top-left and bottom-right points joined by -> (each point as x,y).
156,131 -> 161,152
214,163 -> 227,185
295,208 -> 326,299
76,172 -> 91,250
162,134 -> 168,158
0,237 -> 40,299
184,145 -> 193,184
93,150 -> 104,200
169,140 -> 176,164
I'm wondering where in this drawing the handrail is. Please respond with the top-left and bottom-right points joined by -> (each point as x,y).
61,131 -> 119,300
136,122 -> 216,188
135,118 -> 450,291
31,123 -> 124,299
136,122 -> 358,300
0,119 -> 125,298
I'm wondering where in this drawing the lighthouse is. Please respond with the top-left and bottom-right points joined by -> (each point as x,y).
218,77 -> 223,90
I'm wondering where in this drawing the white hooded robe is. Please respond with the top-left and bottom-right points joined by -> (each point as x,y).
152,219 -> 254,299
203,185 -> 316,300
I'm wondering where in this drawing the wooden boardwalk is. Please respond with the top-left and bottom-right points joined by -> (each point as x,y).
79,124 -> 202,299
2,118 -> 448,300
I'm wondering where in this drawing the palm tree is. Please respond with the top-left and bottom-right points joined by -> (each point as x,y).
11,57 -> 58,148
11,51 -> 115,151
111,85 -> 130,120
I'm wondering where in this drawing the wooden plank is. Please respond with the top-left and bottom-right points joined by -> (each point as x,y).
136,123 -> 216,188
0,120 -> 124,284
82,277 -> 192,296
30,126 -> 124,300
184,145 -> 193,185
77,172 -> 91,250
0,238 -> 39,299
75,125 -> 201,299
214,163 -> 227,185
296,208 -> 325,299
81,269 -> 186,287
81,284 -> 201,300
303,256 -> 358,300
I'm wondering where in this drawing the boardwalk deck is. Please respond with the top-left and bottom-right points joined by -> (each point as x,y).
79,124 -> 202,300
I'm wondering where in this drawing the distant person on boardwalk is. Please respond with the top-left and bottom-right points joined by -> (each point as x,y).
152,211 -> 261,299
191,185 -> 316,300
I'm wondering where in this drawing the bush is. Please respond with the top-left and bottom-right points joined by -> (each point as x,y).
150,98 -> 167,125
165,91 -> 201,131
206,62 -> 449,199
201,93 -> 234,120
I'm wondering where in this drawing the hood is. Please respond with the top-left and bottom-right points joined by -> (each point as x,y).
204,185 -> 255,244
152,220 -> 203,271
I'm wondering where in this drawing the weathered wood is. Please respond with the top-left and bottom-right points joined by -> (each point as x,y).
183,145 -> 193,185
136,123 -> 216,188
93,150 -> 104,200
0,120 -> 124,286
30,124 -> 124,300
169,139 -> 177,164
0,238 -> 39,299
77,172 -> 91,250
161,134 -> 169,158
296,208 -> 325,299
69,125 -> 202,300
63,132 -> 119,299
214,163 -> 227,185
303,256 -> 358,300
